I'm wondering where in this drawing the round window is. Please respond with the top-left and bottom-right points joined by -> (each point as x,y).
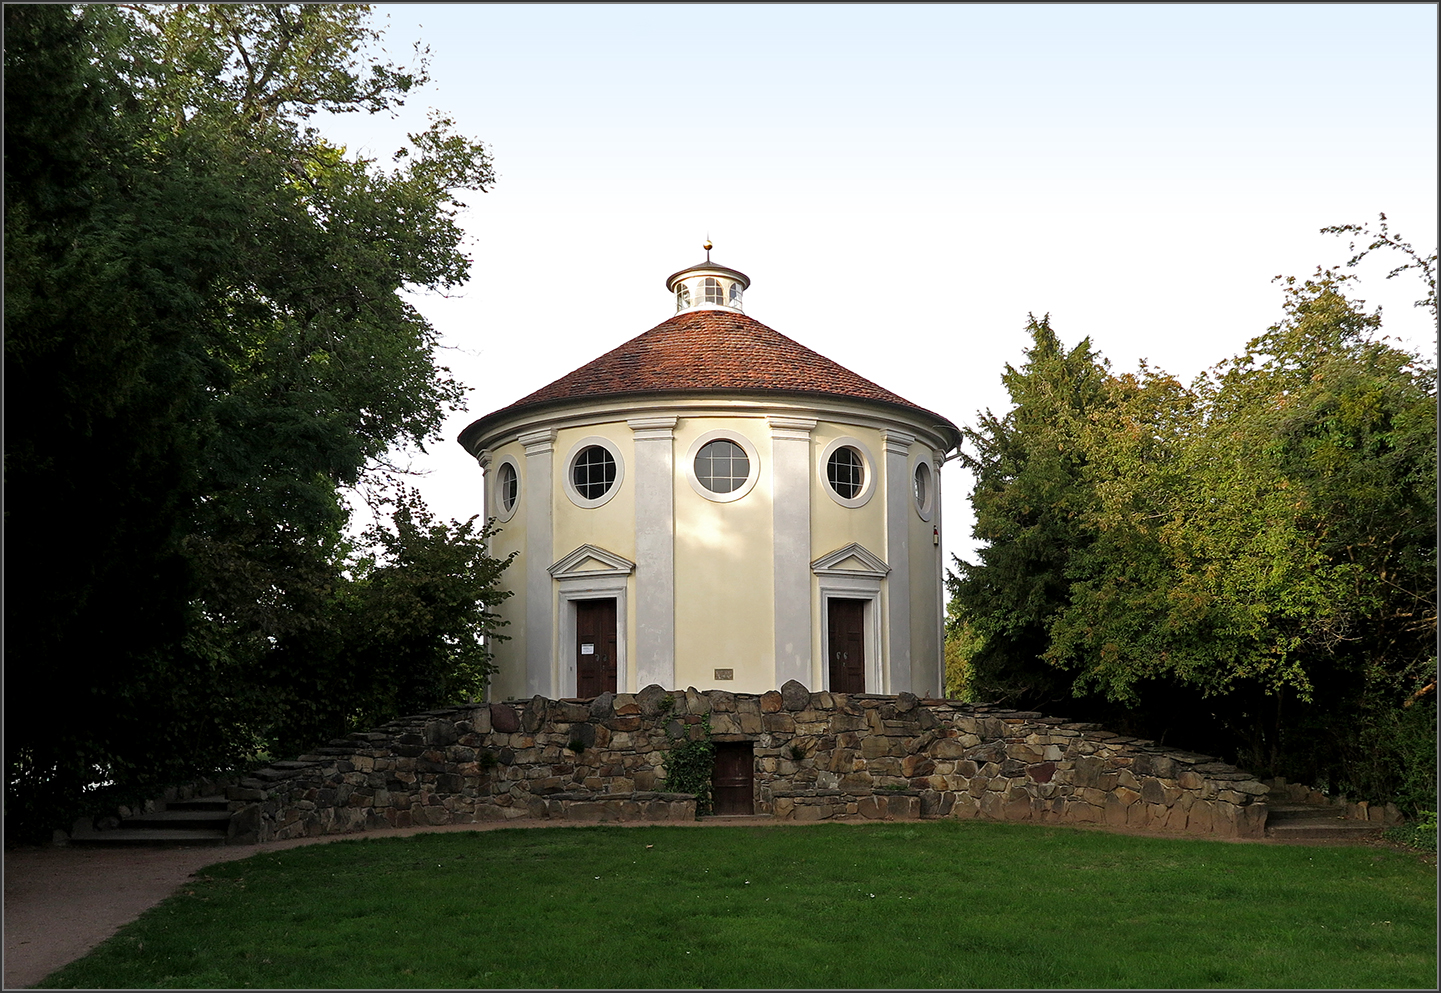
498,461 -> 519,513
694,440 -> 750,494
572,445 -> 616,500
827,446 -> 865,499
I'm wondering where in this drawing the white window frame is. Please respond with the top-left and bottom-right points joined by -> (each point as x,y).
684,428 -> 762,504
492,454 -> 521,523
563,436 -> 626,509
818,436 -> 877,509
910,451 -> 937,522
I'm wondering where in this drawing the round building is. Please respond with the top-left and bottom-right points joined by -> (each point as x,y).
458,249 -> 961,700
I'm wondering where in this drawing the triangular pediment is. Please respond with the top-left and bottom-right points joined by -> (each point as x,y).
548,544 -> 636,579
811,543 -> 890,578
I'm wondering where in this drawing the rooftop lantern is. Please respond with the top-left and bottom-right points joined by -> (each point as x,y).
665,239 -> 751,314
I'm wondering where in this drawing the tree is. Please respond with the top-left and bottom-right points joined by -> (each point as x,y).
947,315 -> 1112,709
960,269 -> 1434,804
263,489 -> 514,761
1046,273 -> 1435,769
5,4 -> 500,841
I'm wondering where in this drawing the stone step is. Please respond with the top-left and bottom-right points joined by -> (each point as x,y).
1266,820 -> 1384,842
165,795 -> 229,813
1265,802 -> 1384,843
119,809 -> 232,831
70,827 -> 229,847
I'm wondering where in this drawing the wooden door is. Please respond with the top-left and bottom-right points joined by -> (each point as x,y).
828,598 -> 866,693
712,742 -> 755,815
575,599 -> 617,698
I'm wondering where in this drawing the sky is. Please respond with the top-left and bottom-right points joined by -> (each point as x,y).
316,2 -> 1438,571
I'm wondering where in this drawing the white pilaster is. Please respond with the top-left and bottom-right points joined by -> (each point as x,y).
520,428 -> 556,697
770,415 -> 817,687
933,451 -> 947,699
628,415 -> 678,690
882,429 -> 915,694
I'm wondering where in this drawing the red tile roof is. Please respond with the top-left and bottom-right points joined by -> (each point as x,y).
459,309 -> 959,447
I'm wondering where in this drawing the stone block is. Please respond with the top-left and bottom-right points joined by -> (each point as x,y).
1002,796 -> 1032,822
949,795 -> 981,820
761,690 -> 784,713
868,757 -> 903,777
637,684 -> 670,717
685,687 -> 711,714
857,796 -> 886,819
557,701 -> 590,723
903,755 -> 936,778
739,713 -> 763,734
490,703 -> 520,733
932,738 -> 966,760
861,736 -> 897,759
764,713 -> 796,733
794,802 -> 832,821
781,680 -> 810,711
708,713 -> 739,734
1027,762 -> 1056,784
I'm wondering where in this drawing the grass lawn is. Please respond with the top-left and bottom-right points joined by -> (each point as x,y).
37,820 -> 1437,989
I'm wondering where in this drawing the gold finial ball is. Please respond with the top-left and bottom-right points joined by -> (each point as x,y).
703,239 -> 713,252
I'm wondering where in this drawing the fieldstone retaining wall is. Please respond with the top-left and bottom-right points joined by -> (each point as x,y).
215,680 -> 1271,843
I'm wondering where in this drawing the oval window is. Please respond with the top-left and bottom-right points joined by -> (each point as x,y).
827,446 -> 865,499
572,445 -> 617,500
694,439 -> 750,494
498,461 -> 519,513
913,461 -> 930,513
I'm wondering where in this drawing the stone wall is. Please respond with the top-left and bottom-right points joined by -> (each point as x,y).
219,681 -> 1271,843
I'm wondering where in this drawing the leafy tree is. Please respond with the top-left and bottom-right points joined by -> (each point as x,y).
947,315 -> 1112,709
5,4 -> 500,841
1047,272 -> 1435,774
263,489 -> 514,761
942,604 -> 983,701
957,266 -> 1434,807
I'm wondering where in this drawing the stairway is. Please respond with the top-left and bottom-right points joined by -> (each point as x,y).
69,796 -> 232,847
1264,801 -> 1385,844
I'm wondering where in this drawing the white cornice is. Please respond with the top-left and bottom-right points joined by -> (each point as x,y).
547,543 -> 637,580
811,542 -> 891,579
472,395 -> 954,456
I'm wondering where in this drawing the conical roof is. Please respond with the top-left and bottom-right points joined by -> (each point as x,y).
459,308 -> 960,449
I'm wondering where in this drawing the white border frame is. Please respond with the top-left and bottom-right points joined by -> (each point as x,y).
813,544 -> 889,694
562,436 -> 626,509
818,436 -> 877,509
550,545 -> 634,697
684,428 -> 762,503
818,586 -> 884,695
910,451 -> 937,523
492,454 -> 521,523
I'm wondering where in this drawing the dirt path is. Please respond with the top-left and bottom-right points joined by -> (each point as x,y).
1,817 -> 779,989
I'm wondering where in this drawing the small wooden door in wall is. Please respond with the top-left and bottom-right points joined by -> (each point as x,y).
828,598 -> 867,693
575,599 -> 617,698
712,742 -> 755,815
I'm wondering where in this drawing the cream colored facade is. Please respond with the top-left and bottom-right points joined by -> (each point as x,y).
459,255 -> 959,701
